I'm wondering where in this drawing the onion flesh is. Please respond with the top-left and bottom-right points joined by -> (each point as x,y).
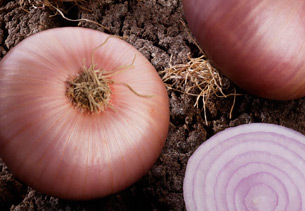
184,123 -> 305,211
0,27 -> 169,199
183,0 -> 305,100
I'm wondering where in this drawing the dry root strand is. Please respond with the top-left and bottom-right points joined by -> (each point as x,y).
161,54 -> 238,124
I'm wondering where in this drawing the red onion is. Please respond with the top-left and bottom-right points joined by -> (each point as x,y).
0,27 -> 169,199
184,123 -> 305,211
183,0 -> 305,100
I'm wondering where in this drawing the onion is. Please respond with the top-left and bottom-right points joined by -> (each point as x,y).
183,0 -> 305,100
183,123 -> 305,211
0,27 -> 169,199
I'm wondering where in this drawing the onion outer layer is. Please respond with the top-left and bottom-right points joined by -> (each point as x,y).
184,123 -> 305,211
0,27 -> 169,199
183,0 -> 305,100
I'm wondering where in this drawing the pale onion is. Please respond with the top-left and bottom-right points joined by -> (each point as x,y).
183,0 -> 305,100
0,27 -> 169,200
184,123 -> 305,211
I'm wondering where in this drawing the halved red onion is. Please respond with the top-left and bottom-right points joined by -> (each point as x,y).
184,123 -> 305,211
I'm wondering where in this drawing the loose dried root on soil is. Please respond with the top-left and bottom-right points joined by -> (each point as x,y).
161,53 -> 237,124
19,0 -> 109,30
19,0 -> 86,8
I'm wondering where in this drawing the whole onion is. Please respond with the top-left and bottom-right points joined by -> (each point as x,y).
183,0 -> 305,100
0,27 -> 169,199
184,123 -> 305,211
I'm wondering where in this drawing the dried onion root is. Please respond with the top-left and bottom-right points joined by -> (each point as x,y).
19,0 -> 108,30
161,53 -> 236,124
19,0 -> 87,9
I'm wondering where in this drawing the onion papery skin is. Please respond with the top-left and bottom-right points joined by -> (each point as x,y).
183,0 -> 305,100
0,27 -> 169,200
183,123 -> 305,211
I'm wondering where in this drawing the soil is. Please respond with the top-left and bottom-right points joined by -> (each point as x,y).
1,0 -> 305,210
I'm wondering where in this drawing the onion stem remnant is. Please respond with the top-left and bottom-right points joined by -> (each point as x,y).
66,36 -> 152,114
66,64 -> 112,113
66,36 -> 115,113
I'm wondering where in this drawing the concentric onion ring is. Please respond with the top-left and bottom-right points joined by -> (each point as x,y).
183,123 -> 305,211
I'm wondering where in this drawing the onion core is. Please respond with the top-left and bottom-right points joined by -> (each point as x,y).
0,27 -> 169,199
183,123 -> 305,211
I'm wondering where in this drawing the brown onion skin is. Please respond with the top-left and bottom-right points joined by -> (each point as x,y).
183,0 -> 305,100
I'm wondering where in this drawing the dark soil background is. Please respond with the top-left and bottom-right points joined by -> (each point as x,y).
1,0 -> 305,210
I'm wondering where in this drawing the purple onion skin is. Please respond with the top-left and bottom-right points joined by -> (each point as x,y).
183,0 -> 305,100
